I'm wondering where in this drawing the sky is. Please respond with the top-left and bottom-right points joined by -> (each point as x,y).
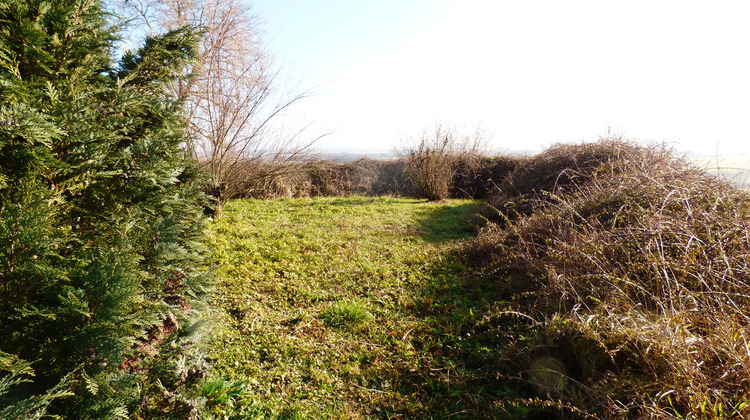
251,0 -> 750,156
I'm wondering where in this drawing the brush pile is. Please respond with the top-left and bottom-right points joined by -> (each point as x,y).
469,139 -> 750,417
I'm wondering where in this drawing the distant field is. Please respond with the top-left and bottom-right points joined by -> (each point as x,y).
691,155 -> 750,189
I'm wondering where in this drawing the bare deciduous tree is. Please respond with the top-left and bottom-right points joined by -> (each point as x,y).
113,0 -> 318,217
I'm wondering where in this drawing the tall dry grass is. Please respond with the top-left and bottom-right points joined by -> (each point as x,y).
468,139 -> 750,417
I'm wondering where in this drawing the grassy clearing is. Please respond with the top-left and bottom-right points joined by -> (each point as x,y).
205,197 -> 496,418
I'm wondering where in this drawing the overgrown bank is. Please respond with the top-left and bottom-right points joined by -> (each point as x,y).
466,140 -> 750,417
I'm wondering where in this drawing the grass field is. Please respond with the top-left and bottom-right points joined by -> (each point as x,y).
204,197 -> 504,418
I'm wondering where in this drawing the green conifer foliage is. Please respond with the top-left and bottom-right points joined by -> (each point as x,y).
0,1 -> 212,418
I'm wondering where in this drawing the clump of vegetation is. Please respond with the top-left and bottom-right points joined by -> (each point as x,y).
467,138 -> 750,417
485,138 -> 651,219
319,300 -> 372,328
450,155 -> 521,199
401,125 -> 489,201
237,158 -> 414,198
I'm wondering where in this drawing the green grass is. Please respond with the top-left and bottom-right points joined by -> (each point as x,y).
204,196 -> 498,418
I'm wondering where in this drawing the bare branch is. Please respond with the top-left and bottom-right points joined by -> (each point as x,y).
111,0 -> 321,217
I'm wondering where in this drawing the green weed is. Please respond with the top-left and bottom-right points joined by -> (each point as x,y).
319,300 -> 371,328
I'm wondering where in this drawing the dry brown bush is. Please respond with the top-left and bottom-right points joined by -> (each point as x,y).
400,125 -> 488,201
486,138 -> 651,220
218,155 -> 520,200
223,158 -> 410,199
467,138 -> 750,417
450,155 -> 521,199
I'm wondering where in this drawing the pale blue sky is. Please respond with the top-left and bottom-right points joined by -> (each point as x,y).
252,1 -> 750,156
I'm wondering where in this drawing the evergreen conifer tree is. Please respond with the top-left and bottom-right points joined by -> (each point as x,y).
0,1 -> 212,417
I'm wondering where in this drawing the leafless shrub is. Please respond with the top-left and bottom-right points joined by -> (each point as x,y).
223,158 -> 411,199
353,159 -> 414,196
400,125 -> 488,201
113,0 -> 319,217
222,155 -> 521,200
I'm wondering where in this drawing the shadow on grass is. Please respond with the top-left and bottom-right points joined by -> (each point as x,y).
299,196 -> 485,242
413,201 -> 485,243
367,203 -> 570,419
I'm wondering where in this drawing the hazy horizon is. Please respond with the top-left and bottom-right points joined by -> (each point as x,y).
254,1 -> 750,157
